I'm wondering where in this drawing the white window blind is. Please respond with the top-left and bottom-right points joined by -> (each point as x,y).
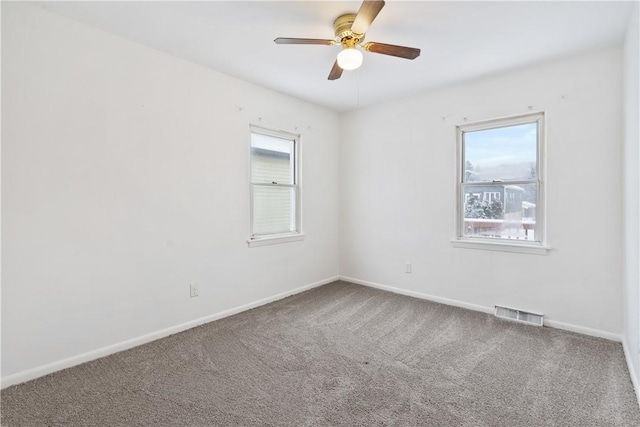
250,128 -> 300,238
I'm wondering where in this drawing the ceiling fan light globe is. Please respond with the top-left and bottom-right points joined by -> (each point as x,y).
337,48 -> 363,70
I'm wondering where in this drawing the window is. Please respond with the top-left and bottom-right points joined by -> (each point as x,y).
248,125 -> 303,247
454,112 -> 547,254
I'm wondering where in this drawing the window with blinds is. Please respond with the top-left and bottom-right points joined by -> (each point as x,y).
250,127 -> 300,240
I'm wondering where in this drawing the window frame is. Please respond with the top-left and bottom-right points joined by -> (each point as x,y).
452,112 -> 549,255
248,124 -> 304,248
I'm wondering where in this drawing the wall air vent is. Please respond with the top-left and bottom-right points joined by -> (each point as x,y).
495,305 -> 544,327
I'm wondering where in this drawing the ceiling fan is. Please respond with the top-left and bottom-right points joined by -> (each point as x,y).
274,0 -> 420,80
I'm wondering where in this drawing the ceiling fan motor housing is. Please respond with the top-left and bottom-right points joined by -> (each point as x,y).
333,14 -> 365,44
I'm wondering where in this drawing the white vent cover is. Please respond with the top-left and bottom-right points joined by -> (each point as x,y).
495,305 -> 544,327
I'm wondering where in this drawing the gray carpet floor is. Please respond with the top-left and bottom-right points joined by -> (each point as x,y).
2,280 -> 640,426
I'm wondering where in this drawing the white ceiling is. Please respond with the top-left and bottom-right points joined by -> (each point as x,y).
33,1 -> 634,112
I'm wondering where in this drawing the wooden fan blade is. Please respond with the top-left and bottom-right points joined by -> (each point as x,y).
274,37 -> 336,45
364,42 -> 420,59
351,0 -> 385,35
328,60 -> 343,80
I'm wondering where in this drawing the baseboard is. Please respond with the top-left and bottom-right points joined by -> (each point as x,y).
340,275 -> 495,315
1,276 -> 339,389
544,319 -> 622,342
340,275 -> 622,342
622,339 -> 640,407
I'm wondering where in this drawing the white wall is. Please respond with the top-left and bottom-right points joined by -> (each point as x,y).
623,2 -> 640,397
340,47 -> 624,337
1,3 -> 339,383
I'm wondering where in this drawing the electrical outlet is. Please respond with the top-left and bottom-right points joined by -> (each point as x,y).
190,283 -> 199,298
405,262 -> 412,273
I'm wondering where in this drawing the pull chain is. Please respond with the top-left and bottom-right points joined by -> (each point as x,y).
357,67 -> 361,108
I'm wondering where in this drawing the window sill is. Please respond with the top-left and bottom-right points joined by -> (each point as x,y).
451,239 -> 550,255
247,233 -> 305,248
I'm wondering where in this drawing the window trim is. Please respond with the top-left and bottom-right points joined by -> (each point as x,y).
453,112 -> 549,254
247,124 -> 304,248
